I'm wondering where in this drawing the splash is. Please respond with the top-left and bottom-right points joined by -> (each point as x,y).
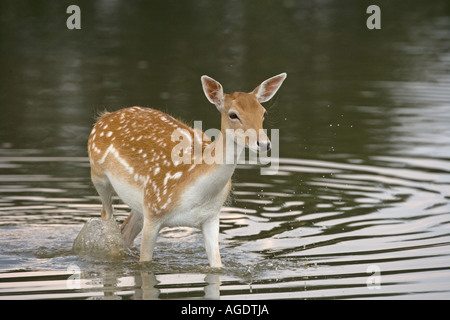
73,218 -> 126,257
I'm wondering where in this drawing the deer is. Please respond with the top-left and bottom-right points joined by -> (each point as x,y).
87,73 -> 287,268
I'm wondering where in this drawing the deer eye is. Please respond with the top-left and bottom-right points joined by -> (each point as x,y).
228,111 -> 240,121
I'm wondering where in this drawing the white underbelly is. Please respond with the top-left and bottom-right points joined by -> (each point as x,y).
163,202 -> 219,228
107,172 -> 144,214
162,178 -> 230,228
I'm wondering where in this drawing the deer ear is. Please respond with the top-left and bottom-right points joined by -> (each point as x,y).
201,75 -> 224,111
252,73 -> 287,103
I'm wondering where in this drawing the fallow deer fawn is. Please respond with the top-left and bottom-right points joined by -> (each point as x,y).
88,73 -> 287,267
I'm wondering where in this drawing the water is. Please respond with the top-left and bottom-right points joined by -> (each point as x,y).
1,1 -> 450,299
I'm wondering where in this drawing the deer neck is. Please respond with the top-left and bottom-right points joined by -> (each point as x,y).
201,129 -> 241,184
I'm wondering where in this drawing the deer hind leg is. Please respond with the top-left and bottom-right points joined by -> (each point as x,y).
120,209 -> 144,248
202,213 -> 223,268
91,172 -> 114,220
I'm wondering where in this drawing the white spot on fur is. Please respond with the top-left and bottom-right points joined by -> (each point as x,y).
98,144 -> 114,164
163,171 -> 183,187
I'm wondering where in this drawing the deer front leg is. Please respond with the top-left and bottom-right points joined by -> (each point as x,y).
140,215 -> 160,262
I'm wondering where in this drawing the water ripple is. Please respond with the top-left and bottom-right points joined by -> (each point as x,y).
0,154 -> 450,299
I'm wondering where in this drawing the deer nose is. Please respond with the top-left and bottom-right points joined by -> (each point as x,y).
257,140 -> 271,152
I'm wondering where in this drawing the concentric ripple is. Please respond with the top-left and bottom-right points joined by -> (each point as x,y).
1,154 -> 449,299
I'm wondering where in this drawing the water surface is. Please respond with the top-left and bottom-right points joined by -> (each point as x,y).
1,0 -> 450,299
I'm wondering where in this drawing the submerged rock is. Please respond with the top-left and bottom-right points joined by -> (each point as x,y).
73,218 -> 126,257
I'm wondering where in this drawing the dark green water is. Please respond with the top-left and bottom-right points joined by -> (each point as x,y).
1,0 -> 450,299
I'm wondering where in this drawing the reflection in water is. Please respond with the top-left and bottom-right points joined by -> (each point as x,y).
63,268 -> 222,300
133,272 -> 221,300
136,271 -> 160,300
